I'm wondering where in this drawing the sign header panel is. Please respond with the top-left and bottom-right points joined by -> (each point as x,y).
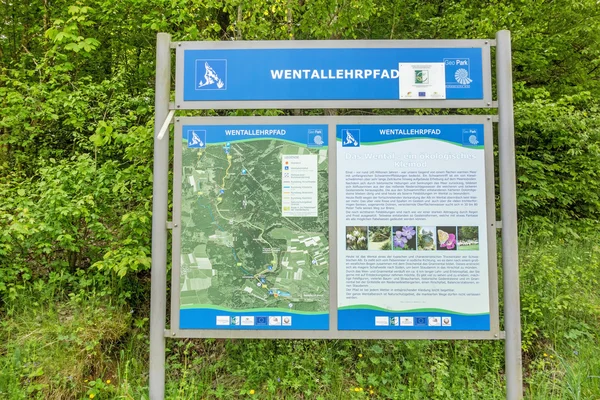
182,48 -> 482,101
175,41 -> 493,108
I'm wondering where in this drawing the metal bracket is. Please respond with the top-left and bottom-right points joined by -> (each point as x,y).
495,221 -> 502,229
156,109 -> 175,140
499,331 -> 506,339
166,221 -> 174,230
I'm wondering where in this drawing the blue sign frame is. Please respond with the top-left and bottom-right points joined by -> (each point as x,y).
175,40 -> 493,109
170,115 -> 500,339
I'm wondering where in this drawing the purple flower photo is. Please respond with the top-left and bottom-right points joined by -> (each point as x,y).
436,226 -> 457,251
392,226 -> 416,250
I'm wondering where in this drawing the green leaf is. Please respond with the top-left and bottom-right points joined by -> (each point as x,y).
64,43 -> 78,52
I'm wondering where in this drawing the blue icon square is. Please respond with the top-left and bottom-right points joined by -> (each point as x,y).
444,58 -> 472,86
341,129 -> 360,147
418,91 -> 426,97
462,128 -> 481,146
195,59 -> 227,90
284,166 -> 289,170
308,129 -> 325,147
256,316 -> 267,326
415,317 -> 427,326
187,130 -> 206,148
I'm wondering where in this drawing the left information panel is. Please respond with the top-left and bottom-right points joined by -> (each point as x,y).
177,121 -> 330,330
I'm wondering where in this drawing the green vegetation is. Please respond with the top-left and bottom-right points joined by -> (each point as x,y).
1,0 -> 600,399
2,237 -> 599,399
346,226 -> 368,251
417,226 -> 436,251
368,227 -> 391,251
458,227 -> 479,250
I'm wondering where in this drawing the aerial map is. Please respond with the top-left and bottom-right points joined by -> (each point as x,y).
179,124 -> 329,329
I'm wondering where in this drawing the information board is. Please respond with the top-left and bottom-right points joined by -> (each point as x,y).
175,40 -> 493,109
336,123 -> 491,331
170,116 -> 499,339
174,122 -> 330,330
152,32 -> 523,400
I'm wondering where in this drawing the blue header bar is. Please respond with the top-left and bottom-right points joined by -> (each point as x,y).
337,124 -> 485,147
180,47 -> 485,102
183,124 -> 329,147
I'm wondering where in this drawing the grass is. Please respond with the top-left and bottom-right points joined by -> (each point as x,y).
1,231 -> 599,399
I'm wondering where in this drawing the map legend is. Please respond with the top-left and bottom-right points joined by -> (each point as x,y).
282,155 -> 319,217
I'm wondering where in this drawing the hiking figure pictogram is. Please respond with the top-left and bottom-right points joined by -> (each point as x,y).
198,62 -> 225,89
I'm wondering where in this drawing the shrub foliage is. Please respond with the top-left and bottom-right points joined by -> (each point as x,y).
1,0 -> 600,398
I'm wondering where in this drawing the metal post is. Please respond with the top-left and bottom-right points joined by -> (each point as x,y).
496,30 -> 523,400
149,32 -> 171,400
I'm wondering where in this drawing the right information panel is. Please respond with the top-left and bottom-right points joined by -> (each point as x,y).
337,123 -> 490,331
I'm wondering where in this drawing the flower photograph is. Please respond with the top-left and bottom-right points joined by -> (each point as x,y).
368,226 -> 392,250
392,226 -> 417,250
436,226 -> 457,251
346,226 -> 368,250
